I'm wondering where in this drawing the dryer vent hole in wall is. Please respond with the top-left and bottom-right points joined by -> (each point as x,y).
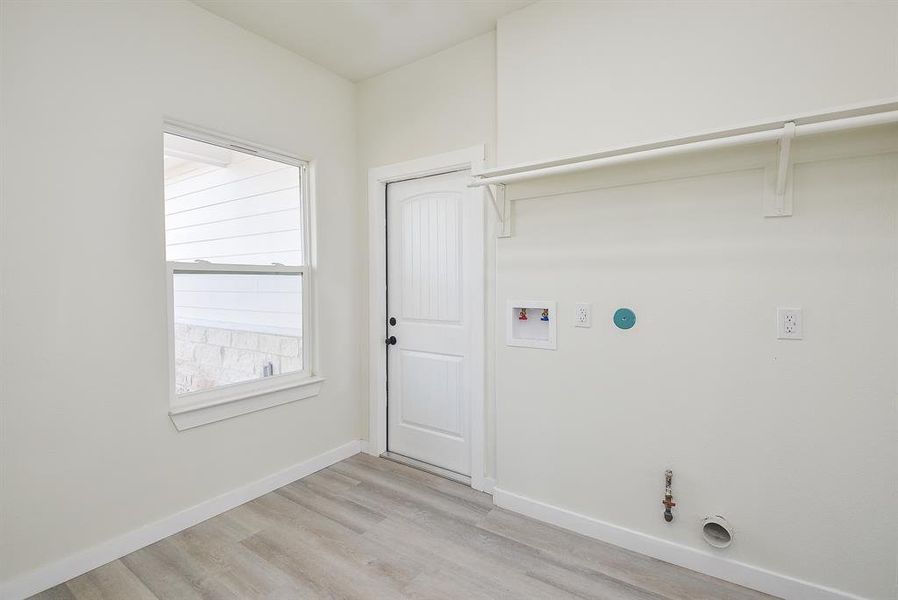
702,516 -> 734,549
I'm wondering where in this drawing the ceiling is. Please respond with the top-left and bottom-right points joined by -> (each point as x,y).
192,0 -> 532,82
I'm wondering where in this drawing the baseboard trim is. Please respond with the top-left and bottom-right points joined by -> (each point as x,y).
0,439 -> 363,600
492,487 -> 868,600
481,477 -> 497,495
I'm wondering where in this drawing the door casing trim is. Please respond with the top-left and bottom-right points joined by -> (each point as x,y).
366,145 -> 487,492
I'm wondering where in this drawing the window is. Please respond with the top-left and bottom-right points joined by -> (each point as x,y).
163,126 -> 320,429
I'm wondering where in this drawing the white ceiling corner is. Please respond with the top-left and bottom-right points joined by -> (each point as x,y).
191,0 -> 532,81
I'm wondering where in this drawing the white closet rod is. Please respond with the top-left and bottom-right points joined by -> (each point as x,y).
469,103 -> 898,188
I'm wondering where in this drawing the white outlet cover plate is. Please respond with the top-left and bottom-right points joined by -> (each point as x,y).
777,307 -> 803,340
574,303 -> 591,327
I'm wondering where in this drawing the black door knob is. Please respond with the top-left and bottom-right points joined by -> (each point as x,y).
385,336 -> 397,345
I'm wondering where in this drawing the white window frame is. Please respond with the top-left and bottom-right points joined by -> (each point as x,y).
163,122 -> 322,431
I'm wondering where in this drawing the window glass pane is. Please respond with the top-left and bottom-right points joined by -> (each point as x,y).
173,272 -> 303,394
163,133 -> 303,266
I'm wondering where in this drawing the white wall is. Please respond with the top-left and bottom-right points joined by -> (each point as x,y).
356,32 -> 499,479
357,32 -> 497,170
497,0 -> 898,165
494,2 -> 898,599
0,0 -> 361,590
494,136 -> 898,600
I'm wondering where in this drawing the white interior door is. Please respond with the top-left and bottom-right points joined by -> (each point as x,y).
386,170 -> 482,476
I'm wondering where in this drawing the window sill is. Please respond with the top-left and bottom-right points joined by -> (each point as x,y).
169,374 -> 325,431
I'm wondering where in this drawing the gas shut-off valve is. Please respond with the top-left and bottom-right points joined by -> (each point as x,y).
662,470 -> 676,522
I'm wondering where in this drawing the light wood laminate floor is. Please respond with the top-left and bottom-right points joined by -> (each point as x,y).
32,454 -> 778,600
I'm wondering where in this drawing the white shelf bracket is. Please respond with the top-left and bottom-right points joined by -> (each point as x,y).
765,121 -> 795,217
484,183 -> 512,237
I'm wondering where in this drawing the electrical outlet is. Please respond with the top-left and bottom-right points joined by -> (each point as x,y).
574,303 -> 591,327
777,308 -> 803,340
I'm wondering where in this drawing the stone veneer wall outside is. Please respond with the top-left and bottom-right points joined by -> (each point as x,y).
174,323 -> 302,394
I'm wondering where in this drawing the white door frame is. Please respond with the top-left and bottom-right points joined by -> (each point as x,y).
367,145 -> 487,492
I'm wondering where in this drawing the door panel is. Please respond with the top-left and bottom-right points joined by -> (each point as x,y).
386,170 -> 480,476
397,350 -> 463,438
398,192 -> 461,322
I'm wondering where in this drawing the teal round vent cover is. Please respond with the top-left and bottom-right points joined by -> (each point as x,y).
613,308 -> 636,330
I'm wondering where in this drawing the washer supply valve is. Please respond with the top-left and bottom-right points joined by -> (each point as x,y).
662,469 -> 676,523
